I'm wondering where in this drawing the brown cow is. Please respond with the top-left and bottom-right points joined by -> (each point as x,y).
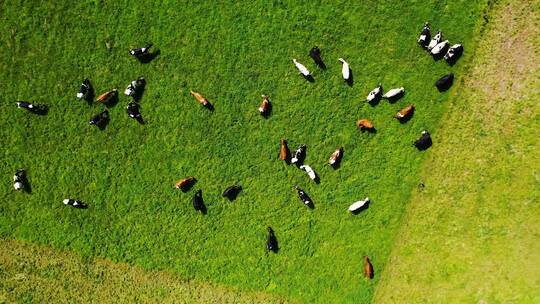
96,89 -> 118,104
190,91 -> 209,106
363,256 -> 374,279
395,104 -> 415,121
175,176 -> 197,192
259,95 -> 271,117
356,119 -> 374,131
280,139 -> 290,163
328,147 -> 343,167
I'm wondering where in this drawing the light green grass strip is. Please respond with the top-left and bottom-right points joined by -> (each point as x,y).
374,0 -> 540,302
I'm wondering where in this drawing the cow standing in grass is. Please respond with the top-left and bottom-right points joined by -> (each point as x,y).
266,227 -> 278,253
417,22 -> 431,48
395,104 -> 415,121
280,139 -> 290,163
364,256 -> 374,279
356,119 -> 374,132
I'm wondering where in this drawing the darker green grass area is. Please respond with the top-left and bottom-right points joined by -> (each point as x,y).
0,1 -> 487,302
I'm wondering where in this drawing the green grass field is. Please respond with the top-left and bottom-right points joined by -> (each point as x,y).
0,0 -> 502,303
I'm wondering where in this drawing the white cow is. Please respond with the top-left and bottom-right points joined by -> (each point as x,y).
299,165 -> 317,181
382,87 -> 404,99
292,59 -> 311,77
366,84 -> 383,102
431,40 -> 449,55
349,197 -> 370,213
338,58 -> 350,81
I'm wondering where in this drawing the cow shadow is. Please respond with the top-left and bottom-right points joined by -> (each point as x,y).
84,87 -> 95,105
180,179 -> 197,193
446,52 -> 463,66
28,104 -> 49,115
397,112 -> 414,124
314,59 -> 327,70
20,173 -> 32,194
305,201 -> 315,209
313,175 -> 320,184
203,102 -> 215,112
261,103 -> 272,119
137,49 -> 160,64
360,127 -> 377,134
414,138 -> 432,151
132,82 -> 146,102
198,203 -> 207,214
351,201 -> 370,215
303,75 -> 315,83
368,95 -> 382,107
345,69 -> 354,87
386,92 -> 405,103
134,116 -> 145,125
104,94 -> 119,108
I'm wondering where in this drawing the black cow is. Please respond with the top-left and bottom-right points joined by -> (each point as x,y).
193,189 -> 206,213
89,108 -> 109,127
309,46 -> 326,69
266,227 -> 278,253
414,130 -> 432,150
294,186 -> 313,208
222,185 -> 242,201
435,73 -> 454,92
417,22 -> 431,48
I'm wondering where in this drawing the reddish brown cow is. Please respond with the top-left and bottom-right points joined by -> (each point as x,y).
190,91 -> 209,106
395,104 -> 415,121
96,89 -> 118,103
280,139 -> 290,162
356,119 -> 374,131
259,95 -> 271,116
363,256 -> 374,279
175,176 -> 196,192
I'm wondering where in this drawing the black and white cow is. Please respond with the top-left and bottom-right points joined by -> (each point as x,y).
435,73 -> 454,92
77,78 -> 92,100
16,101 -> 47,114
266,227 -> 278,253
427,30 -> 442,51
13,169 -> 25,191
124,76 -> 146,97
291,144 -> 306,165
129,43 -> 153,59
444,44 -> 463,63
294,186 -> 312,207
126,102 -> 142,119
89,108 -> 109,126
222,185 -> 242,201
414,130 -> 432,150
63,198 -> 87,209
417,22 -> 431,48
431,40 -> 449,56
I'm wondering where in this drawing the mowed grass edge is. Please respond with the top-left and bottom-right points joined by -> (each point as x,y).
374,0 -> 540,302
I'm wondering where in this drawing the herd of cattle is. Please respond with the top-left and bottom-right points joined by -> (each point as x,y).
11,22 -> 462,281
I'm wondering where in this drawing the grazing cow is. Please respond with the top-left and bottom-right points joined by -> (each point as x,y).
96,89 -> 118,104
431,40 -> 449,56
89,108 -> 109,126
292,59 -> 311,77
444,44 -> 463,62
77,78 -> 92,100
190,90 -> 209,107
13,169 -> 25,191
63,198 -> 87,209
16,101 -> 47,114
193,189 -> 205,212
126,102 -> 142,119
280,139 -> 290,163
299,165 -> 317,181
356,119 -> 374,131
291,144 -> 306,165
266,227 -> 278,253
124,76 -> 145,97
427,30 -> 442,51
338,58 -> 350,81
294,186 -> 312,207
417,22 -> 431,48
382,87 -> 405,99
349,197 -> 370,213
414,130 -> 432,150
222,185 -> 242,200
309,46 -> 325,69
259,95 -> 271,117
435,73 -> 454,92
328,147 -> 343,167
129,43 -> 153,58
395,104 -> 415,121
175,176 -> 196,192
364,256 -> 374,279
366,84 -> 383,103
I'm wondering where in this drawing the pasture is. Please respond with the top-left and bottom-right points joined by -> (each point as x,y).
0,0 -> 492,303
